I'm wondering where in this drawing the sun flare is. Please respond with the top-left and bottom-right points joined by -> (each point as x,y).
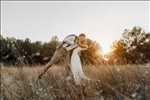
102,46 -> 111,55
98,40 -> 112,55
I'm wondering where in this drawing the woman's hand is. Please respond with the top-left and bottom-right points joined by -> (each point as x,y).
79,46 -> 88,51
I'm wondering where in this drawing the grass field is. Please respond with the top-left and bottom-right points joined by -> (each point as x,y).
1,64 -> 150,100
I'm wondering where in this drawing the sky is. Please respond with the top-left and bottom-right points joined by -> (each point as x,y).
1,1 -> 150,54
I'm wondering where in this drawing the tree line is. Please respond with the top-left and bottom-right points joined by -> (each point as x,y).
0,26 -> 150,66
0,35 -> 59,66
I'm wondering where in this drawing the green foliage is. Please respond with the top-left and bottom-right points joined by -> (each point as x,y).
122,26 -> 150,64
110,26 -> 150,64
0,35 -> 59,66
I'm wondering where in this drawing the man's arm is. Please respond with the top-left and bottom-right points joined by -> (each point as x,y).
64,44 -> 78,51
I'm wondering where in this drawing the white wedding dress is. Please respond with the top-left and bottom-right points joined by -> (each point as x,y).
70,46 -> 89,84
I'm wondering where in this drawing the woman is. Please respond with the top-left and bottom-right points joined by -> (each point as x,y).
70,33 -> 90,84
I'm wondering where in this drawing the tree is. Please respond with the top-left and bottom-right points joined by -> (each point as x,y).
108,40 -> 127,64
109,26 -> 150,64
0,35 -> 60,66
110,26 -> 150,64
122,26 -> 150,64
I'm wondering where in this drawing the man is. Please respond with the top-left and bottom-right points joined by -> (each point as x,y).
78,33 -> 89,49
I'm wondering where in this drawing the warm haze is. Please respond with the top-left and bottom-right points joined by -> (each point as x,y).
1,1 -> 150,100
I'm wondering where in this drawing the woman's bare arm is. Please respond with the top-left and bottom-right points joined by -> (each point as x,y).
78,41 -> 88,49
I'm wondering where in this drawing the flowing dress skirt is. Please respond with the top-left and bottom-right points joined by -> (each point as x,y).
70,47 -> 88,84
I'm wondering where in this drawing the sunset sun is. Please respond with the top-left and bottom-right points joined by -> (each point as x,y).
95,38 -> 113,55
101,44 -> 111,55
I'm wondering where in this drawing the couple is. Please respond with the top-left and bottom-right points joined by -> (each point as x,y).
37,33 -> 90,83
63,33 -> 90,84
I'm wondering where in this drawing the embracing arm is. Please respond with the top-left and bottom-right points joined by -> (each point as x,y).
78,40 -> 88,49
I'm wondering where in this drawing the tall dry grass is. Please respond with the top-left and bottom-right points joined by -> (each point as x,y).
1,64 -> 150,100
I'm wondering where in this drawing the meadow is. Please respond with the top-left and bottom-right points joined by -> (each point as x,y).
1,64 -> 150,100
